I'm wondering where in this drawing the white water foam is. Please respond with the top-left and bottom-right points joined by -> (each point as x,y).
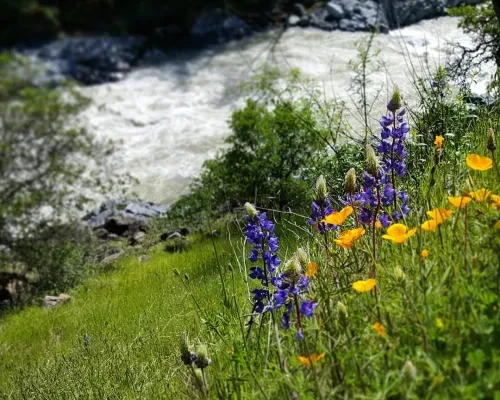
81,16 -> 494,204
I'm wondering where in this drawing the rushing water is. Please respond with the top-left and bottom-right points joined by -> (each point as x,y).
82,16 -> 494,204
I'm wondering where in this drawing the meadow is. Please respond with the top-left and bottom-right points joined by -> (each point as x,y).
1,78 -> 500,399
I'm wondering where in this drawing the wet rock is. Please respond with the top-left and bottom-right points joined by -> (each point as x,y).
43,293 -> 72,309
24,36 -> 148,86
288,14 -> 302,27
327,2 -> 345,20
190,9 -> 251,46
293,3 -> 309,18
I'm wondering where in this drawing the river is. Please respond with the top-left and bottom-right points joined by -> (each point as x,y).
81,16 -> 494,204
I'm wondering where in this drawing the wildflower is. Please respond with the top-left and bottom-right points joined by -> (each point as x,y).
494,221 -> 500,228
448,196 -> 472,208
322,205 -> 353,225
421,219 -> 439,232
372,322 -> 387,338
352,279 -> 376,293
300,301 -> 317,317
402,360 -> 417,380
466,154 -> 493,171
345,168 -> 357,195
434,135 -> 444,149
365,145 -> 380,178
468,188 -> 492,202
490,194 -> 500,208
426,208 -> 453,223
334,227 -> 366,249
180,333 -> 197,366
305,262 -> 318,277
382,223 -> 417,244
194,344 -> 211,369
375,220 -> 382,229
298,352 -> 325,368
421,249 -> 429,259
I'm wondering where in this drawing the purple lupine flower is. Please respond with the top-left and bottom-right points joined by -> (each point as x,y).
300,301 -> 317,317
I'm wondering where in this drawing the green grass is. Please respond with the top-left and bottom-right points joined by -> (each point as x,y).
1,93 -> 500,399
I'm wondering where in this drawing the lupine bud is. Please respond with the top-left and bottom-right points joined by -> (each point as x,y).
194,344 -> 211,369
180,332 -> 196,366
488,128 -> 497,151
345,168 -> 356,195
244,202 -> 257,218
295,248 -> 308,268
387,87 -> 402,112
316,175 -> 328,201
365,145 -> 380,178
402,360 -> 417,380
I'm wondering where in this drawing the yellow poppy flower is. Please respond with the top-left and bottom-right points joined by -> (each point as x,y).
305,262 -> 318,277
426,208 -> 453,223
466,154 -> 493,171
448,196 -> 472,208
372,322 -> 387,338
322,205 -> 353,225
352,278 -> 376,293
297,352 -> 326,368
421,249 -> 429,259
421,219 -> 439,232
434,135 -> 444,149
468,188 -> 492,202
490,194 -> 500,208
334,227 -> 366,249
381,223 -> 417,244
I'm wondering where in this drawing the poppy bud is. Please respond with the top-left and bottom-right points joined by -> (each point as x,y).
316,175 -> 328,201
387,88 -> 402,113
244,202 -> 257,218
488,128 -> 496,151
402,360 -> 417,380
336,301 -> 348,318
345,168 -> 356,195
394,266 -> 406,282
365,145 -> 380,178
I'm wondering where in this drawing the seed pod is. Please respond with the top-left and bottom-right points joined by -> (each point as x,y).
488,128 -> 496,151
387,88 -> 402,113
365,145 -> 380,178
194,344 -> 211,369
244,202 -> 258,218
345,168 -> 356,195
402,360 -> 417,380
316,175 -> 328,201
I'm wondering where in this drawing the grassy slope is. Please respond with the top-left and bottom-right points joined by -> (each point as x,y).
0,237 -> 246,398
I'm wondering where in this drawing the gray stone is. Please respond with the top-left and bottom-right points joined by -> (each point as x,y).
190,9 -> 251,45
311,8 -> 329,22
288,14 -> 301,27
129,231 -> 146,246
293,3 -> 309,18
327,2 -> 345,20
43,293 -> 72,309
102,250 -> 125,264
138,255 -> 150,263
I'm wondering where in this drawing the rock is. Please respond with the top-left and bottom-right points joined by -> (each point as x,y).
293,3 -> 309,18
129,231 -> 146,246
327,2 -> 345,20
0,272 -> 29,307
160,228 -> 190,241
190,9 -> 251,46
298,17 -> 311,27
311,19 -> 337,31
23,36 -> 148,86
311,8 -> 329,22
288,14 -> 302,27
104,216 -> 147,237
107,233 -> 122,241
83,199 -> 168,237
43,293 -> 72,309
102,250 -> 125,264
138,255 -> 150,263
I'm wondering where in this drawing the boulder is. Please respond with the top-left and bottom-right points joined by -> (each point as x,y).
129,231 -> 146,246
101,250 -> 125,264
190,9 -> 251,46
160,228 -> 190,241
327,2 -> 345,20
104,216 -> 147,237
288,14 -> 302,27
293,3 -> 309,18
43,293 -> 72,309
24,36 -> 148,86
